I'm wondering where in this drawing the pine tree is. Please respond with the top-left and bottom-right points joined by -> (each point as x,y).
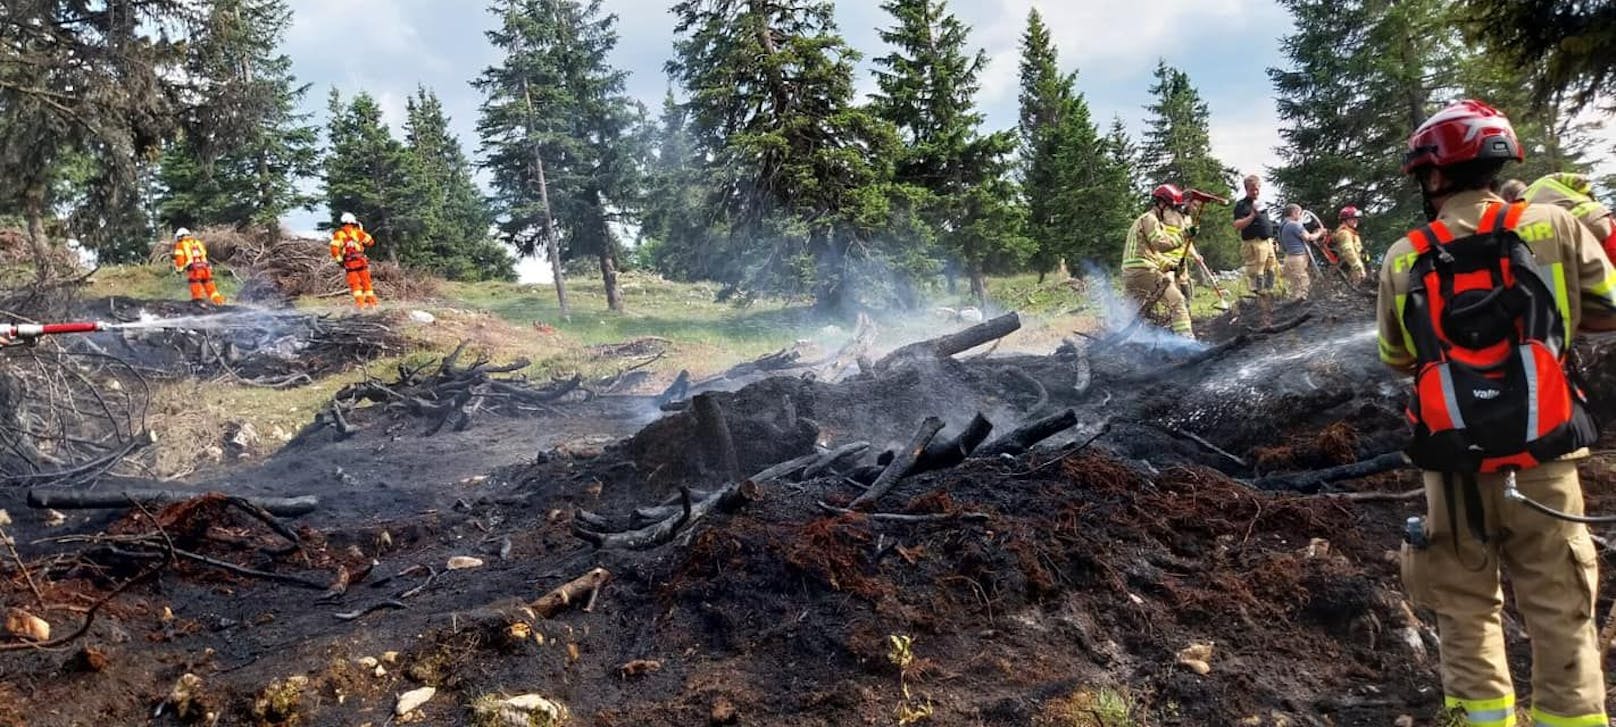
477,0 -> 642,312
398,89 -> 515,281
157,0 -> 319,233
640,88 -> 707,279
1267,0 -> 1590,249
665,0 -> 903,311
1460,0 -> 1616,111
872,0 -> 1026,304
323,89 -> 410,262
1139,61 -> 1238,267
1015,12 -> 1135,276
0,1 -> 195,278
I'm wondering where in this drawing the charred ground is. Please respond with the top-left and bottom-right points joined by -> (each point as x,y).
3,282 -> 1616,726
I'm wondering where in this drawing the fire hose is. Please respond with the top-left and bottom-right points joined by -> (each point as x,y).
1503,470 -> 1616,524
2,321 -> 109,345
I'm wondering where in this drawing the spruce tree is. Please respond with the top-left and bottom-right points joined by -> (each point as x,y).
0,1 -> 196,277
1015,12 -> 1136,276
477,0 -> 641,312
399,89 -> 514,281
1139,61 -> 1238,267
640,89 -> 706,280
872,0 -> 1026,304
157,0 -> 318,232
665,0 -> 903,311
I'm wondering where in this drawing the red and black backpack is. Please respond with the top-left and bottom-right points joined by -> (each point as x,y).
1401,200 -> 1598,474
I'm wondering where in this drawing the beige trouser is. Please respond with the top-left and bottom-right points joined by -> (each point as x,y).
1402,461 -> 1606,726
1339,243 -> 1366,284
1241,238 -> 1278,294
1281,253 -> 1310,301
1121,267 -> 1192,338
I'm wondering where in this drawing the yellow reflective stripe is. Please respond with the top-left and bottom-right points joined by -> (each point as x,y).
1445,695 -> 1518,727
1551,262 -> 1573,340
1529,706 -> 1607,727
1379,336 -> 1414,366
1392,293 -> 1417,359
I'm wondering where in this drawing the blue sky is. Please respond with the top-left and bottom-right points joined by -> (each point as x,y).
278,0 -> 1577,281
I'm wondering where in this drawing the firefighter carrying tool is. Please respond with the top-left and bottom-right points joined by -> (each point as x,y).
330,212 -> 379,308
1378,99 -> 1616,727
1121,184 -> 1195,338
171,229 -> 225,306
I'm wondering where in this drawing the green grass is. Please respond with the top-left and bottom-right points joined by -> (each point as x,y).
441,272 -> 814,359
91,264 -> 246,302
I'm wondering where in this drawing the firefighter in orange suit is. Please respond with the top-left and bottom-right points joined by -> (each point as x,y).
1379,99 -> 1616,727
171,228 -> 225,305
330,212 -> 378,308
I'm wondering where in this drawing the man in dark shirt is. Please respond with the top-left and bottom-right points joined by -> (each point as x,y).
1233,174 -> 1279,295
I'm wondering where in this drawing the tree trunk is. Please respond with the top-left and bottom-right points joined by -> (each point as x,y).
24,182 -> 49,283
534,156 -> 570,319
599,250 -> 623,312
968,261 -> 988,306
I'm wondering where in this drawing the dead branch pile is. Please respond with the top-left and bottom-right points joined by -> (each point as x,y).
324,341 -> 584,437
208,230 -> 439,300
0,345 -> 151,487
96,303 -> 408,386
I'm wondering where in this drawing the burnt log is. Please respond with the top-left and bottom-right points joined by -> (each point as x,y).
802,441 -> 871,479
976,409 -> 1080,458
691,394 -> 741,482
875,313 -> 1021,370
850,413 -> 994,485
27,489 -> 319,517
1248,451 -> 1410,493
850,416 -> 945,509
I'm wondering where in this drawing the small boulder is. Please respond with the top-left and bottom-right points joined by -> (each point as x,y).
396,686 -> 436,718
447,556 -> 485,570
5,608 -> 49,641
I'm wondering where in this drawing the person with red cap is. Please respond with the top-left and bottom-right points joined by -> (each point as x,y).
1334,206 -> 1367,284
1120,184 -> 1194,338
1378,99 -> 1616,727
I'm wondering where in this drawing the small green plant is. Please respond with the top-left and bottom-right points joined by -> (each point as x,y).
1041,686 -> 1140,727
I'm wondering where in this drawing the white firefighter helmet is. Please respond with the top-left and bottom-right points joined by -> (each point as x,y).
174,228 -> 191,240
340,212 -> 358,225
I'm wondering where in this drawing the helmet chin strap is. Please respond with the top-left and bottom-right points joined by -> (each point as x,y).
1417,171 -> 1456,222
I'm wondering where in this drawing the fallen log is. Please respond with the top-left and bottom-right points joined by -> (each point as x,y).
746,450 -> 825,485
850,416 -> 945,509
27,490 -> 319,517
851,413 -> 995,485
691,394 -> 742,482
531,567 -> 611,618
1247,312 -> 1313,336
1248,451 -> 1410,493
816,502 -> 992,523
976,409 -> 1079,458
875,313 -> 1021,370
574,481 -> 760,550
802,441 -> 870,480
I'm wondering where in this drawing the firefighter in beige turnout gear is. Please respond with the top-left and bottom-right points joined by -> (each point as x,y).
1121,184 -> 1194,338
1334,205 -> 1367,285
1504,173 -> 1616,263
1379,100 -> 1616,727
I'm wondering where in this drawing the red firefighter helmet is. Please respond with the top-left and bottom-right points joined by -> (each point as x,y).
1402,99 -> 1523,175
1151,184 -> 1185,206
1338,205 -> 1362,220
